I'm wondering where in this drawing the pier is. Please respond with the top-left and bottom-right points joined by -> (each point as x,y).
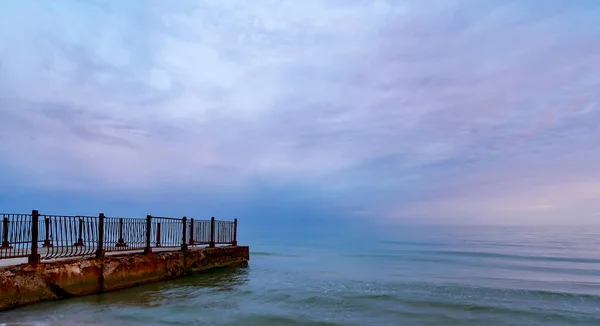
0,210 -> 249,311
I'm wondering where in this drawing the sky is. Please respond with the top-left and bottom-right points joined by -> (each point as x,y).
0,0 -> 599,228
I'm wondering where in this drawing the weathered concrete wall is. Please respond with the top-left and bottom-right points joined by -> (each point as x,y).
0,246 -> 249,312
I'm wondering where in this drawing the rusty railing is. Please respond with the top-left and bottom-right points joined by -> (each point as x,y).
0,213 -> 33,260
150,216 -> 186,251
39,214 -> 99,260
188,217 -> 238,248
0,210 -> 238,264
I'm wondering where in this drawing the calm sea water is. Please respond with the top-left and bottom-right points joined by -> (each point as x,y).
2,225 -> 600,325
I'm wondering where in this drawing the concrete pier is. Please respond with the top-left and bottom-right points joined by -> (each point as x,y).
0,246 -> 249,312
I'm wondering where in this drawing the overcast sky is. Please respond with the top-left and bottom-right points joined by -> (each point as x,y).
1,0 -> 599,226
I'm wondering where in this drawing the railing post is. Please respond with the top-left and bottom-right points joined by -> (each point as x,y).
1,217 -> 12,249
115,218 -> 127,247
96,213 -> 105,258
73,218 -> 84,246
188,218 -> 195,245
181,216 -> 188,251
232,218 -> 238,246
156,222 -> 162,247
42,218 -> 52,247
28,210 -> 40,264
144,215 -> 152,254
209,217 -> 215,248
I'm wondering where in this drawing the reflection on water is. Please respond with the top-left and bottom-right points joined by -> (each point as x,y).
87,267 -> 251,308
0,267 -> 250,326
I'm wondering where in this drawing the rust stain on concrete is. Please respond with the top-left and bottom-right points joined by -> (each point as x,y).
0,246 -> 249,311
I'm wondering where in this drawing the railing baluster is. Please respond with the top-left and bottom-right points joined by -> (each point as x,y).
189,218 -> 195,245
74,218 -> 84,246
156,222 -> 161,247
1,217 -> 11,249
233,218 -> 238,246
209,217 -> 216,248
181,216 -> 188,251
97,213 -> 105,258
115,218 -> 127,247
144,215 -> 152,254
42,218 -> 52,247
28,210 -> 40,264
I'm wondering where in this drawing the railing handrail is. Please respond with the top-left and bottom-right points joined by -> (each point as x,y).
0,211 -> 239,263
4,214 -> 220,223
39,214 -> 99,219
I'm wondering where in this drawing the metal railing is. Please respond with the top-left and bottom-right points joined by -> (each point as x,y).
39,214 -> 99,260
0,214 -> 32,259
0,210 -> 238,264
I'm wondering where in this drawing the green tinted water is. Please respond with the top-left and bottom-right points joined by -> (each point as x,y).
2,226 -> 600,325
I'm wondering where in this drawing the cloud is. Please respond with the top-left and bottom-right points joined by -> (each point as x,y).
0,0 -> 599,223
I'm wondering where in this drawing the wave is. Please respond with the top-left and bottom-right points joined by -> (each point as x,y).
314,284 -> 600,308
297,280 -> 600,304
414,249 -> 600,264
250,251 -> 300,258
392,298 -> 598,323
394,283 -> 600,302
379,240 -> 442,247
344,250 -> 600,264
233,314 -> 341,326
286,283 -> 600,325
345,289 -> 598,305
347,248 -> 600,264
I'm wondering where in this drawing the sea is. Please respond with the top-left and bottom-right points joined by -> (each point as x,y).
1,225 -> 600,325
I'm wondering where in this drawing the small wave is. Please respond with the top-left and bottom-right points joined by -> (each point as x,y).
344,253 -> 399,259
400,255 -> 600,276
396,282 -> 600,303
236,314 -> 341,326
397,298 -> 582,321
344,250 -> 600,266
345,286 -> 600,322
414,250 -> 600,264
344,293 -> 406,305
295,292 -> 402,306
392,294 -> 600,323
250,251 -> 300,258
380,240 -> 442,247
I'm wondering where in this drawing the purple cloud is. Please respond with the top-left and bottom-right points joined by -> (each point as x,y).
0,0 -> 599,224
